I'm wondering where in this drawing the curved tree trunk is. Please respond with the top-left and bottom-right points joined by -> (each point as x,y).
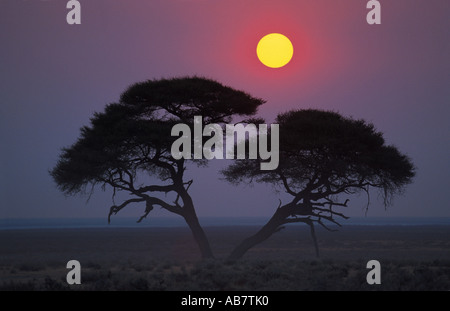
183,209 -> 214,259
227,207 -> 287,261
178,187 -> 214,259
227,202 -> 320,261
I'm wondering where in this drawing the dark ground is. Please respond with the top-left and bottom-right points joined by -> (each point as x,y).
1,225 -> 449,290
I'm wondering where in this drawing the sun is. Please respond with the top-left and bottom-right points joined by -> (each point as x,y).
257,33 -> 294,69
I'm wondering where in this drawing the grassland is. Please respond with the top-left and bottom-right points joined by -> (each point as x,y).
1,225 -> 449,290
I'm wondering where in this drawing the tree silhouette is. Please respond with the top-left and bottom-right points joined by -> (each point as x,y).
223,109 -> 415,260
50,76 -> 264,259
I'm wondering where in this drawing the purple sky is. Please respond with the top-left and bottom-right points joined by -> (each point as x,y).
1,0 -> 449,220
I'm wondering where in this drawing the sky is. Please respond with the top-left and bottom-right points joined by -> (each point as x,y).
1,0 -> 449,221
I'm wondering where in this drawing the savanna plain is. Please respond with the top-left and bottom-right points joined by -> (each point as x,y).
1,224 -> 450,291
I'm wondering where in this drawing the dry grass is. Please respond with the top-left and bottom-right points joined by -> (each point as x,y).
1,258 -> 450,291
1,225 -> 450,290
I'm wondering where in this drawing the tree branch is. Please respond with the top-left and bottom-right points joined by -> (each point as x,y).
312,206 -> 350,220
136,184 -> 176,194
137,199 -> 155,223
146,196 -> 184,216
108,198 -> 146,223
278,172 -> 297,196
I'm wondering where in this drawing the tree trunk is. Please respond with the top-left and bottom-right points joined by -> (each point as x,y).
227,208 -> 286,261
172,182 -> 214,259
182,203 -> 214,259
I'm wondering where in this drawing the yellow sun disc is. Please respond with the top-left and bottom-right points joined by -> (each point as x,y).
257,33 -> 294,68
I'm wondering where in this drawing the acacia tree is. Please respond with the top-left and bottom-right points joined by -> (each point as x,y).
50,77 -> 264,259
223,109 -> 415,260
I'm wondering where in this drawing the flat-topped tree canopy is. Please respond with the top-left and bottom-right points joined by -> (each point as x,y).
224,109 -> 415,204
120,76 -> 265,124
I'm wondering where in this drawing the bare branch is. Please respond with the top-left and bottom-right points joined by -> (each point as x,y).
85,183 -> 96,205
281,216 -> 311,225
364,185 -> 370,216
184,179 -> 193,192
278,172 -> 297,196
316,218 -> 339,232
137,199 -> 154,223
108,198 -> 146,223
313,207 -> 350,220
137,184 -> 176,194
147,196 -> 184,216
315,213 -> 343,227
